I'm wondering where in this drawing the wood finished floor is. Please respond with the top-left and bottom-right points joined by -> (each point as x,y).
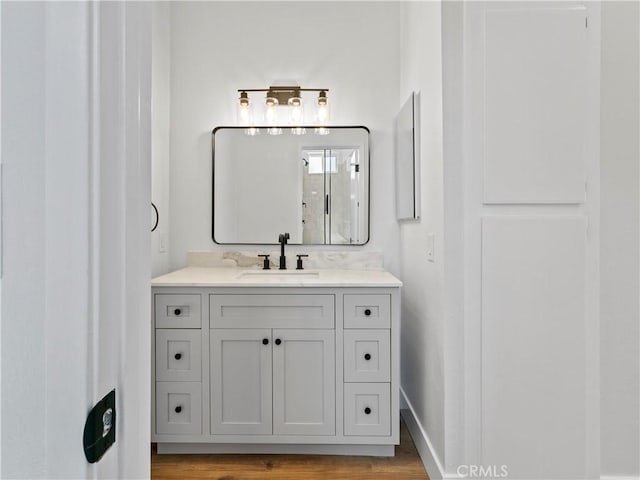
151,419 -> 429,480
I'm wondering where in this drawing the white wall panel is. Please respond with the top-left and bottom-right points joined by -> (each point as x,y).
483,7 -> 588,204
599,2 -> 640,476
481,215 -> 587,479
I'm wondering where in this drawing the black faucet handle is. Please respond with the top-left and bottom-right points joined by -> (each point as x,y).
296,254 -> 309,270
257,254 -> 271,270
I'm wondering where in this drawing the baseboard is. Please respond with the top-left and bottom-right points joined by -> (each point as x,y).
600,476 -> 640,480
401,387 -> 460,480
157,442 -> 395,456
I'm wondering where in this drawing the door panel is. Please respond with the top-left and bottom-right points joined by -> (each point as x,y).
210,329 -> 272,435
482,216 -> 587,477
483,7 -> 588,204
272,329 -> 335,435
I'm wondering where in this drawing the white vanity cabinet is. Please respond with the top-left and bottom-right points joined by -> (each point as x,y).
151,268 -> 401,456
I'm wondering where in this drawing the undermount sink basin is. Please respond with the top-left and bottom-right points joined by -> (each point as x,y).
236,270 -> 320,280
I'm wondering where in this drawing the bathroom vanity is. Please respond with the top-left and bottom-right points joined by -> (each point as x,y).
151,267 -> 401,456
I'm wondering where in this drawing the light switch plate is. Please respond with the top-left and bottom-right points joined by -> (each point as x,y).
159,233 -> 168,253
426,233 -> 435,262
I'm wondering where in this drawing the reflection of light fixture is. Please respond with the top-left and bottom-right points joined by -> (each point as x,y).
291,127 -> 306,136
236,86 -> 329,126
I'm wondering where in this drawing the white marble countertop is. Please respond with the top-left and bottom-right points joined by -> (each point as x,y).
152,267 -> 402,288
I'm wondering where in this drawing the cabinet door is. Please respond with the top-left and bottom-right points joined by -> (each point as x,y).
210,329 -> 272,435
272,329 -> 335,436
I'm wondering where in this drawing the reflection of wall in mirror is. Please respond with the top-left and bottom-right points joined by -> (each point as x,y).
215,133 -> 302,243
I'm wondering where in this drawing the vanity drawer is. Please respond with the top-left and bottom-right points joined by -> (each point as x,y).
343,294 -> 390,328
344,383 -> 390,436
155,294 -> 202,328
344,330 -> 390,382
156,329 -> 202,382
210,294 -> 335,329
156,382 -> 202,435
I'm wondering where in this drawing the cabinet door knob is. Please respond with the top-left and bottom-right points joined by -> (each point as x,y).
174,353 -> 182,360
364,407 -> 372,415
275,338 -> 282,346
364,308 -> 372,316
364,353 -> 371,361
262,338 -> 269,345
174,308 -> 181,316
174,406 -> 182,414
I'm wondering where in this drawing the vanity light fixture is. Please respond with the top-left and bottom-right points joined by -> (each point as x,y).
237,86 -> 330,134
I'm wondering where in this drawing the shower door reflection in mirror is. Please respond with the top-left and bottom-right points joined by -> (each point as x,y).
301,147 -> 364,244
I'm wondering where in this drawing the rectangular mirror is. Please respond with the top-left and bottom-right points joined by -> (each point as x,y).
212,126 -> 370,245
394,92 -> 420,220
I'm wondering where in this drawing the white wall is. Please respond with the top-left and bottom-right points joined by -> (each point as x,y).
167,1 -> 401,273
600,2 -> 640,477
0,2 -> 4,473
397,0 -> 448,475
152,2 -> 171,277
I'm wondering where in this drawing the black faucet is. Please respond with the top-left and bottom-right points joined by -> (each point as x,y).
278,232 -> 290,270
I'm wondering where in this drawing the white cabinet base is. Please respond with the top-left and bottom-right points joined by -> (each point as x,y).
157,442 -> 395,457
152,284 -> 401,456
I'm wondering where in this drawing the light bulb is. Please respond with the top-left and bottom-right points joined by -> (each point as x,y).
267,127 -> 282,136
317,102 -> 330,123
265,96 -> 278,125
291,127 -> 306,136
288,93 -> 303,125
238,104 -> 251,125
237,91 -> 253,126
317,91 -> 330,124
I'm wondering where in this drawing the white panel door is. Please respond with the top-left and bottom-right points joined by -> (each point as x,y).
483,7 -> 588,204
1,2 -> 151,477
210,329 -> 272,435
481,216 -> 587,478
272,329 -> 335,436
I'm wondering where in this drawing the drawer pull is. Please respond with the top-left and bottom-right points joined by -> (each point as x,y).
364,308 -> 372,316
364,353 -> 371,361
174,405 -> 182,414
174,353 -> 182,360
364,407 -> 372,415
275,338 -> 282,346
174,308 -> 181,316
262,338 -> 269,345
